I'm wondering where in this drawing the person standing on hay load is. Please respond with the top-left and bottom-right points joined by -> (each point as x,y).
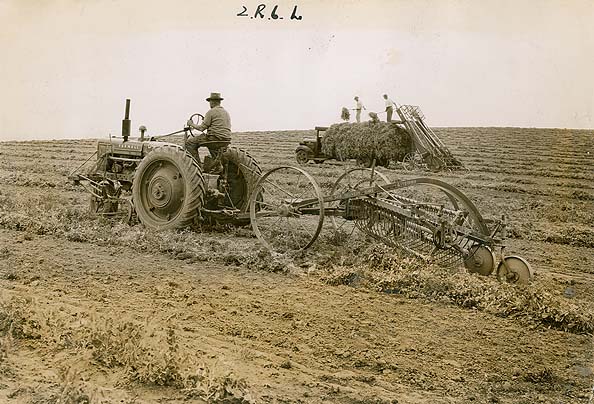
353,96 -> 366,123
383,94 -> 398,122
186,92 -> 232,167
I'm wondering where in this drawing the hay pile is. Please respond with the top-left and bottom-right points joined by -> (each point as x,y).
322,122 -> 412,162
340,107 -> 350,121
368,112 -> 380,123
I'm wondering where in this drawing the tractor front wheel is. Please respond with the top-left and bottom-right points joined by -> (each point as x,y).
132,145 -> 205,230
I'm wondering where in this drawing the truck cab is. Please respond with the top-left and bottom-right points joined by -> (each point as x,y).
295,126 -> 329,165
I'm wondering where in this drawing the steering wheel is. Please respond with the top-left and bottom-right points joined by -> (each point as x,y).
186,113 -> 205,137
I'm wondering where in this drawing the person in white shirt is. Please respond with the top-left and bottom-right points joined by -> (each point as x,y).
383,94 -> 397,122
353,96 -> 366,123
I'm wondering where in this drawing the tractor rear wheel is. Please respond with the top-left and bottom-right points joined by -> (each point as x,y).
222,147 -> 262,213
132,145 -> 205,230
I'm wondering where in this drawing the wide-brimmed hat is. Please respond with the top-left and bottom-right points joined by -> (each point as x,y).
206,92 -> 224,101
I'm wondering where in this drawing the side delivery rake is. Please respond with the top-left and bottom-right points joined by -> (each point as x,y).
248,166 -> 533,284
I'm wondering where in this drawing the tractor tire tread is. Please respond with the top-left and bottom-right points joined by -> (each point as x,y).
222,147 -> 262,212
132,145 -> 205,230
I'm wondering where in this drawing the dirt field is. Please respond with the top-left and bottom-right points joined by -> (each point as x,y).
0,127 -> 593,403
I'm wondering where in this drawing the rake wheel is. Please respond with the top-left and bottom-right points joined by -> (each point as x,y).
330,168 -> 390,237
464,245 -> 496,276
497,256 -> 534,285
249,166 -> 324,252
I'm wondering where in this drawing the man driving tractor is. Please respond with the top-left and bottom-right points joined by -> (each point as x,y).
186,92 -> 231,173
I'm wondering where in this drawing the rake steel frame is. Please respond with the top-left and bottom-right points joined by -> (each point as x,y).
248,166 -> 532,282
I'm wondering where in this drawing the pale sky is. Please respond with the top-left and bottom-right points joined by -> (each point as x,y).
1,0 -> 593,140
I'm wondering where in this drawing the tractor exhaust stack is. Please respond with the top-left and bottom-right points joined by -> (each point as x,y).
122,98 -> 131,142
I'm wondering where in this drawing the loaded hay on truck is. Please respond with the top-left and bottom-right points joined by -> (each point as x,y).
295,105 -> 465,172
321,121 -> 412,167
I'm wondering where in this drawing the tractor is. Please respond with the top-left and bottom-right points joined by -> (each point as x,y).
70,99 -> 262,228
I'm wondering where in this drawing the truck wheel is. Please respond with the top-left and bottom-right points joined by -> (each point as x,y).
427,156 -> 444,172
222,147 -> 262,214
295,150 -> 309,165
132,145 -> 205,230
377,157 -> 390,168
356,157 -> 373,168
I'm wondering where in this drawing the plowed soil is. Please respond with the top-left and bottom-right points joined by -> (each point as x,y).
0,127 -> 593,403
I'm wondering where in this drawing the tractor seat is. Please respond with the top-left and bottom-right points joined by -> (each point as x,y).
201,140 -> 231,149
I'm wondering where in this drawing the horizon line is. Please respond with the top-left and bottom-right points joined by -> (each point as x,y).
1,125 -> 593,142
